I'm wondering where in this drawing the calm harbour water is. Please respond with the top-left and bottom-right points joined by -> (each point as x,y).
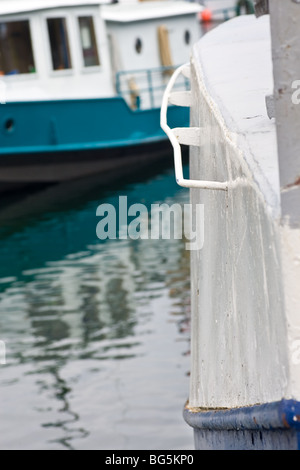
0,159 -> 193,450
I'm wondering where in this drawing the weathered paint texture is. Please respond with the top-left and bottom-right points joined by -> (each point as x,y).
188,16 -> 291,410
279,205 -> 300,401
184,400 -> 300,450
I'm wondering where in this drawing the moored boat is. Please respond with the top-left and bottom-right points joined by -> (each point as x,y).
0,0 -> 201,186
200,0 -> 254,22
161,0 -> 300,450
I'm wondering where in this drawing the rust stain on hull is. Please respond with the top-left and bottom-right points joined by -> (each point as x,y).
284,176 -> 300,190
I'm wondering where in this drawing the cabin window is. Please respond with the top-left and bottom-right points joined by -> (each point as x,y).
47,18 -> 72,70
184,30 -> 191,45
0,20 -> 36,75
135,38 -> 142,54
78,17 -> 100,67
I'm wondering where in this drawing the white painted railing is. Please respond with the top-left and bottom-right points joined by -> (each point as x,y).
160,63 -> 228,191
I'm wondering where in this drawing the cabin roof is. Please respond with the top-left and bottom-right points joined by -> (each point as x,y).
101,1 -> 202,23
0,0 -> 202,20
0,0 -> 109,16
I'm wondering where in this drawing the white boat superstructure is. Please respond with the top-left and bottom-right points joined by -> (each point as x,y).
103,1 -> 201,109
0,0 -> 201,104
0,0 -> 202,184
0,0 -> 114,102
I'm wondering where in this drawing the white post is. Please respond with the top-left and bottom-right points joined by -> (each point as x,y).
269,0 -> 300,222
269,0 -> 300,399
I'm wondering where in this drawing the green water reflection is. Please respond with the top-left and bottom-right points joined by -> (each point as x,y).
0,162 -> 192,450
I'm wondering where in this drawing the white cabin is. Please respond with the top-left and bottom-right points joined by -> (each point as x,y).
0,0 -> 113,102
103,2 -> 201,72
103,2 -> 201,108
0,0 -> 201,107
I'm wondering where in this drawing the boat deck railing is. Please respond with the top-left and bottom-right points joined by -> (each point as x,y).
213,6 -> 236,20
115,65 -> 189,111
203,0 -> 254,20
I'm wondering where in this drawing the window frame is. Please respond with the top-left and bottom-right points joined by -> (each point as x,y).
75,12 -> 102,74
43,11 -> 74,77
0,15 -> 38,80
44,9 -> 103,77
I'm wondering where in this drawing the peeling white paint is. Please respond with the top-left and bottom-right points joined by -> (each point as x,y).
188,16 -> 294,409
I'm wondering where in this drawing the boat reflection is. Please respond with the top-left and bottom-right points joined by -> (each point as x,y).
0,161 -> 192,450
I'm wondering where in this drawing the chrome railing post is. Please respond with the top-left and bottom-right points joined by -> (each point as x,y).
147,69 -> 154,109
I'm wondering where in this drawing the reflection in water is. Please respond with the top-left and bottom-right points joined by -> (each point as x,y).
0,164 -> 192,450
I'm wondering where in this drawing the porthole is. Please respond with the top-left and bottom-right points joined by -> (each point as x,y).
4,118 -> 14,133
135,38 -> 142,54
184,30 -> 191,45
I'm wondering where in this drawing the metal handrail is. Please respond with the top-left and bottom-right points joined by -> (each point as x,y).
160,63 -> 228,191
116,65 -> 189,110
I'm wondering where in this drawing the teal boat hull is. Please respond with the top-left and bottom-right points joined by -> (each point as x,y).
0,96 -> 188,184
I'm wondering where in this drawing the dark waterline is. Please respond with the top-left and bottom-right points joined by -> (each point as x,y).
0,156 -> 193,450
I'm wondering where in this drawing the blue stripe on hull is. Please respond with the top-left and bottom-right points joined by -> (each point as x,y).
184,400 -> 300,450
0,97 -> 189,155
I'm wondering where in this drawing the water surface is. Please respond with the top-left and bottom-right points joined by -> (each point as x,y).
0,161 -> 193,450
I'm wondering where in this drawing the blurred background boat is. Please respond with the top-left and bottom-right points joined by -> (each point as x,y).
0,0 -> 201,190
199,0 -> 254,22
